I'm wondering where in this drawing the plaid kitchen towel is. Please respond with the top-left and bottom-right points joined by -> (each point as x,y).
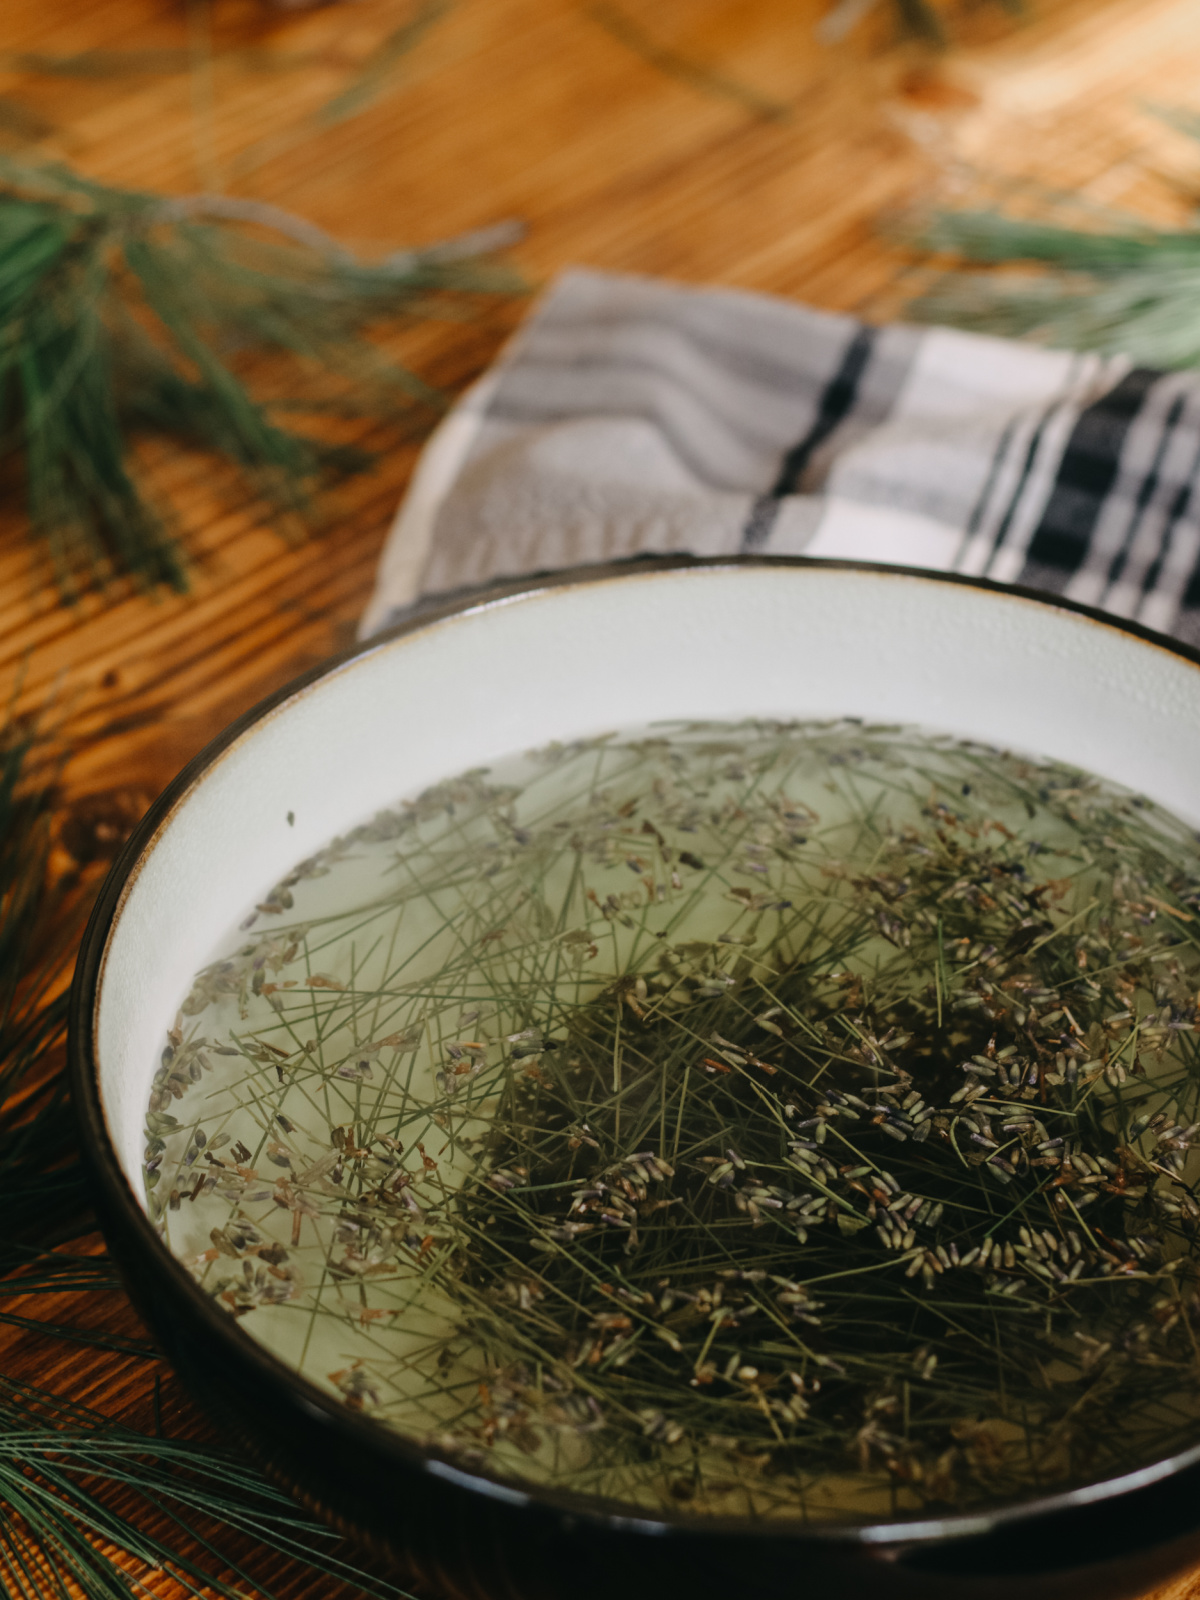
360,267 -> 1200,645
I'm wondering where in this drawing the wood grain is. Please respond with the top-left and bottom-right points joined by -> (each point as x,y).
3,0 -> 1200,1594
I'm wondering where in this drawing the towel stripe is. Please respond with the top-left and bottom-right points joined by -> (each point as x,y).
741,327 -> 875,551
1020,368 -> 1158,589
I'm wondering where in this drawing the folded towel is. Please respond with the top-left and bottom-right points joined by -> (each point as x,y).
360,267 -> 1200,646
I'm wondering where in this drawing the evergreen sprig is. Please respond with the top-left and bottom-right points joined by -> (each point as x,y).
0,1374 -> 413,1600
0,158 -> 520,598
909,116 -> 1200,366
0,706 -> 413,1600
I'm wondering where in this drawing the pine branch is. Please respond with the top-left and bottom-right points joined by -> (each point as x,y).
907,114 -> 1200,367
910,208 -> 1200,367
0,1374 -> 411,1600
0,705 -> 420,1598
0,157 -> 522,598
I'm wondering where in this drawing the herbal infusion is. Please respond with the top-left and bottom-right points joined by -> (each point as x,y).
143,722 -> 1200,1520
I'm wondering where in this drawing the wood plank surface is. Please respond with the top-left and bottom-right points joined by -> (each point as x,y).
3,0 -> 1200,1594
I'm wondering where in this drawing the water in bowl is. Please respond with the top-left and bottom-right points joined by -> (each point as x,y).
143,720 -> 1200,1521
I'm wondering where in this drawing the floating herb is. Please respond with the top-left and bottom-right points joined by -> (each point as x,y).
147,721 -> 1200,1522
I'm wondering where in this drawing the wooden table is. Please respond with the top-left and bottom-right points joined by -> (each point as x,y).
3,0 -> 1200,1593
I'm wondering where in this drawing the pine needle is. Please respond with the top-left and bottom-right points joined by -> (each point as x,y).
908,116 -> 1200,366
586,3 -> 789,121
0,1373 -> 411,1600
0,156 -> 522,598
317,0 -> 453,127
0,701 -> 419,1599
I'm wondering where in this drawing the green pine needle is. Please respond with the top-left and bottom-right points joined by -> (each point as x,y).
910,211 -> 1200,366
0,157 -> 522,599
586,3 -> 790,121
908,114 -> 1200,367
0,704 -> 416,1599
0,1373 -> 411,1600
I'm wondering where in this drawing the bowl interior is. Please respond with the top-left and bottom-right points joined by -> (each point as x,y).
95,561 -> 1200,1195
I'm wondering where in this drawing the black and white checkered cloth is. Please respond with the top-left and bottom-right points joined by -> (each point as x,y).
360,268 -> 1200,644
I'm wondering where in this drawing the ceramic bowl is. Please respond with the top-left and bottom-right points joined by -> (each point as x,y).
69,557 -> 1200,1600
